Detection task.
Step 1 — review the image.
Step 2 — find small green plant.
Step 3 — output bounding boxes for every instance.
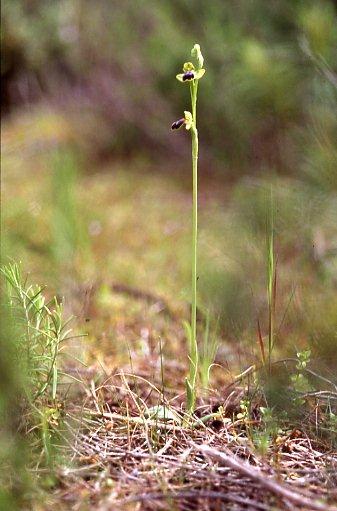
[236,398,256,442]
[172,44,205,413]
[291,349,312,406]
[0,262,75,503]
[325,409,337,446]
[253,406,280,456]
[1,262,72,405]
[199,311,219,390]
[237,398,251,422]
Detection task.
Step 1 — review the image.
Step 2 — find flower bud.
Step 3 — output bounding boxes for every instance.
[191,43,204,69]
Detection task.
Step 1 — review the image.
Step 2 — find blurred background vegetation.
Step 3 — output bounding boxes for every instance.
[2,0,337,174]
[2,1,337,376]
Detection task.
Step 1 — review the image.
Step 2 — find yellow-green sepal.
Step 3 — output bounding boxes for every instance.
[184,111,193,130]
[183,62,195,72]
[194,69,205,79]
[176,73,185,82]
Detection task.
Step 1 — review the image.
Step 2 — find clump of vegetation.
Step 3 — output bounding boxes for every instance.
[1,263,71,404]
[0,263,74,507]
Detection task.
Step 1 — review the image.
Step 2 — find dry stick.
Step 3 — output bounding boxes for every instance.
[197,444,337,511]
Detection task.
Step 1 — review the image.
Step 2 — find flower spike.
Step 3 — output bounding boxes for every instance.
[171,43,205,414]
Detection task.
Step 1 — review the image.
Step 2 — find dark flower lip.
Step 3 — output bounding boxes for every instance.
[182,71,195,81]
[171,118,185,130]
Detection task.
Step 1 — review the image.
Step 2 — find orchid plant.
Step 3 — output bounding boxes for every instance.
[172,44,205,413]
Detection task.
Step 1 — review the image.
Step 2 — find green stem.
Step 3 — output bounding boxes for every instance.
[189,80,199,408]
[267,186,274,377]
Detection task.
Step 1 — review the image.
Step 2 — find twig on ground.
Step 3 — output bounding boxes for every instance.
[196,443,337,511]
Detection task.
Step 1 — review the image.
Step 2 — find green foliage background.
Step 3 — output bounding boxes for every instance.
[2,0,337,180]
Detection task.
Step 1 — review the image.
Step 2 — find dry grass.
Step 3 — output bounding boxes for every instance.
[40,358,336,511]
